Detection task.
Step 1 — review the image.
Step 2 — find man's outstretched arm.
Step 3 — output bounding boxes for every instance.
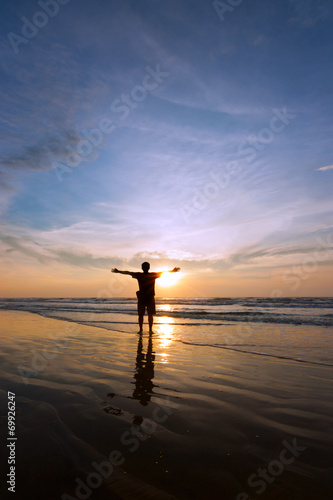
[111,268,134,276]
[155,267,181,277]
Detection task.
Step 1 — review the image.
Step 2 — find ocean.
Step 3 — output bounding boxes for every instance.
[1,297,332,366]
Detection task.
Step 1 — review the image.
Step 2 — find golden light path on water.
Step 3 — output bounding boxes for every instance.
[155,308,175,362]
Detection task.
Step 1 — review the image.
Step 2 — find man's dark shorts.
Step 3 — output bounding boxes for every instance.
[137,292,156,316]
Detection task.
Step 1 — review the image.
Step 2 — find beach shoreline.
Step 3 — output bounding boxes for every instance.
[0,310,332,500]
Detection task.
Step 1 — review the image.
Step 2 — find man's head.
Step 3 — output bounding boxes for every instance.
[141,262,150,273]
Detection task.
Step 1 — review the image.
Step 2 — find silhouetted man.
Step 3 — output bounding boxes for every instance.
[111,262,180,333]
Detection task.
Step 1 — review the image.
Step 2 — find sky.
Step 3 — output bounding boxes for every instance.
[0,0,332,298]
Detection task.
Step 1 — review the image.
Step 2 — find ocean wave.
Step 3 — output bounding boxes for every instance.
[1,297,333,326]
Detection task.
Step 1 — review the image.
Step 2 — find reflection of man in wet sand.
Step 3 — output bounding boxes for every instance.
[111,262,180,333]
[133,331,155,407]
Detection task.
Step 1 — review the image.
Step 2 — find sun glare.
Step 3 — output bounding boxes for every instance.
[158,270,182,288]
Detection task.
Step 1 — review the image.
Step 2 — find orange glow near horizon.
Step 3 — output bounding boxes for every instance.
[0,262,333,298]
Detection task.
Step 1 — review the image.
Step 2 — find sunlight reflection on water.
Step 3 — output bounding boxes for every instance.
[155,316,175,357]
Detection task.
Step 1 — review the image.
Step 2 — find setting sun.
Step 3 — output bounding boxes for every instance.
[158,270,183,287]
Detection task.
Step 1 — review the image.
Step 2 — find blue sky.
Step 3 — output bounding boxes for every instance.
[0,0,333,297]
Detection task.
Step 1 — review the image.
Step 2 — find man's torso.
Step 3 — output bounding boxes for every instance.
[132,272,160,301]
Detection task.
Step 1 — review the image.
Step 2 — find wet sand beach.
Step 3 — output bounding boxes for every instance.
[0,310,332,500]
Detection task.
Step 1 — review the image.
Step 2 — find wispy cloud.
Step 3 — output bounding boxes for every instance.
[288,0,329,27]
[0,232,121,269]
[0,131,85,171]
[317,164,333,172]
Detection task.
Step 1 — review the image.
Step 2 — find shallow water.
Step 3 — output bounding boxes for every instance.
[1,297,332,365]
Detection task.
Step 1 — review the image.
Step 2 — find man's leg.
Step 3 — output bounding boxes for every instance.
[148,314,153,333]
[148,298,155,333]
[138,300,144,332]
[139,314,144,332]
